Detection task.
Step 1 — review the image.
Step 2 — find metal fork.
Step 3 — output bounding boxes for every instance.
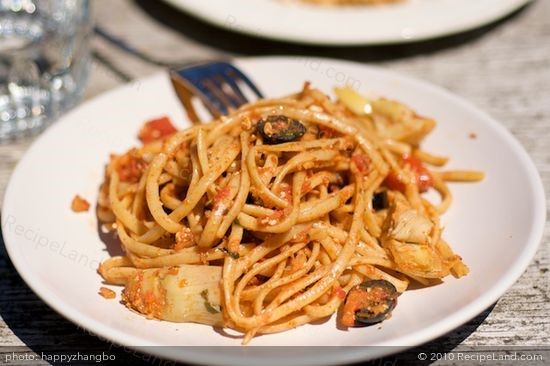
[170,62,264,124]
[94,27,264,124]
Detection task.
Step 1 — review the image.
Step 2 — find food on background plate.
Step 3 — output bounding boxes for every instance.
[295,0,403,6]
[94,83,483,344]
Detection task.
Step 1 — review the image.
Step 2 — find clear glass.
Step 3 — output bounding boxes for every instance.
[0,0,91,141]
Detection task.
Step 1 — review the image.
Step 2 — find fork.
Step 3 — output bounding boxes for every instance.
[170,62,264,124]
[94,26,264,124]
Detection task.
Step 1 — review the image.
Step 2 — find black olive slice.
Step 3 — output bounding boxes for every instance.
[256,115,306,144]
[372,191,389,211]
[341,279,398,327]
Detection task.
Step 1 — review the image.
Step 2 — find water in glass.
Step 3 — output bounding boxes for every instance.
[0,0,91,140]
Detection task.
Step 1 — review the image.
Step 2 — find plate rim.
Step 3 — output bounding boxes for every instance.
[2,56,546,366]
[161,0,533,46]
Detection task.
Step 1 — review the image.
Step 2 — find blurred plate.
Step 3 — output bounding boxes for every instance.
[2,56,545,366]
[162,0,532,45]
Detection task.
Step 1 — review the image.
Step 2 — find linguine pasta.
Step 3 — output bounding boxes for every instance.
[97,84,483,343]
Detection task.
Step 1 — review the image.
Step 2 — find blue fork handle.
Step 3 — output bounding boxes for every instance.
[174,62,264,99]
[173,62,264,116]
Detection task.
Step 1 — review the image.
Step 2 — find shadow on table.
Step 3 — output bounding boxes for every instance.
[132,0,533,63]
[374,305,496,366]
[1,217,494,366]
[0,216,155,365]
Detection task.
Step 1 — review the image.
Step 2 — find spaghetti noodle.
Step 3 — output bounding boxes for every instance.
[97,84,482,343]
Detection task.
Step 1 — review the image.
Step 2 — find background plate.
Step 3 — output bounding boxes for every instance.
[162,0,532,45]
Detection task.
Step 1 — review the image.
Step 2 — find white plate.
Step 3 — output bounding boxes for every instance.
[163,0,532,45]
[2,57,545,366]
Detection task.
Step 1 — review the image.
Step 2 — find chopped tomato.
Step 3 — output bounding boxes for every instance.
[71,195,90,213]
[384,154,433,193]
[333,286,346,300]
[341,291,376,327]
[404,155,433,192]
[138,116,177,144]
[213,186,231,205]
[351,154,370,175]
[384,171,406,192]
[341,290,364,327]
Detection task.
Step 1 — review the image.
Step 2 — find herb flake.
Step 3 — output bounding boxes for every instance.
[200,289,221,314]
[218,247,240,259]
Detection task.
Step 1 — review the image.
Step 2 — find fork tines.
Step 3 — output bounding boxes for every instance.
[170,61,264,124]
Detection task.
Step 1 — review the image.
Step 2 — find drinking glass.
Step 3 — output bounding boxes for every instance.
[0,0,91,140]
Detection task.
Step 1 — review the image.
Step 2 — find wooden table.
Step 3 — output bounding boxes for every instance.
[1,0,548,364]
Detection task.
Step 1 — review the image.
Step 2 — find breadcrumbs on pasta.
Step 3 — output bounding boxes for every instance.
[99,287,116,299]
[71,195,90,212]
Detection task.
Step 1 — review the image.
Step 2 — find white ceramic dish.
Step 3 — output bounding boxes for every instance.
[2,57,545,366]
[162,0,532,45]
